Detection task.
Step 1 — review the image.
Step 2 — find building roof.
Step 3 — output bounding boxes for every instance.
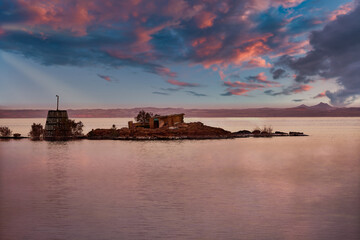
[151,113,184,119]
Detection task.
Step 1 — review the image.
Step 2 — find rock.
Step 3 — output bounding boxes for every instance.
[252,130,261,134]
[274,131,288,136]
[234,130,251,134]
[87,122,233,140]
[289,131,305,136]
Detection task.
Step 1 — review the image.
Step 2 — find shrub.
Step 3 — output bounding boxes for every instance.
[29,123,44,140]
[55,119,84,138]
[69,120,84,137]
[0,126,12,137]
[261,126,273,134]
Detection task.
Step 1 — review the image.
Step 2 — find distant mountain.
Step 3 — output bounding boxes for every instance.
[295,104,309,108]
[309,102,335,110]
[1,103,360,118]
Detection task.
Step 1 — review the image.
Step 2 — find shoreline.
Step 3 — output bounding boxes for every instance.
[1,121,308,141]
[1,134,308,141]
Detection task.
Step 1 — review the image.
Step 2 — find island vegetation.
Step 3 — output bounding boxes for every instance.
[0,126,12,137]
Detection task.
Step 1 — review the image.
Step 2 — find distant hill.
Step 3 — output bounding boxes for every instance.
[308,102,335,110]
[1,103,360,118]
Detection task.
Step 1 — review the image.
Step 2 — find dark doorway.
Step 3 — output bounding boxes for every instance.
[154,119,159,128]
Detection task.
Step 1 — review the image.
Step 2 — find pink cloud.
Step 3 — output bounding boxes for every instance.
[329,2,354,21]
[272,0,304,8]
[247,72,279,85]
[97,74,112,82]
[224,81,265,89]
[291,84,312,93]
[200,37,272,68]
[192,37,207,47]
[248,0,304,12]
[153,67,177,78]
[219,70,226,80]
[270,39,310,58]
[167,79,199,87]
[313,91,327,99]
[232,41,271,65]
[223,88,250,96]
[17,0,94,36]
[194,11,217,29]
[194,36,223,60]
[222,71,282,96]
[243,57,272,69]
[106,50,136,61]
[257,72,267,82]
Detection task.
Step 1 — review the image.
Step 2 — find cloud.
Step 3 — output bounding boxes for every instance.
[160,87,182,92]
[242,57,272,69]
[286,16,323,34]
[97,74,112,82]
[166,79,199,87]
[272,0,304,8]
[245,72,278,84]
[221,88,250,96]
[224,81,265,89]
[150,66,177,78]
[185,91,207,97]
[0,0,316,75]
[152,91,169,95]
[270,68,288,80]
[194,11,217,29]
[328,2,355,21]
[313,91,326,99]
[264,84,312,96]
[275,2,360,106]
[0,0,345,97]
[293,99,304,102]
[222,71,282,96]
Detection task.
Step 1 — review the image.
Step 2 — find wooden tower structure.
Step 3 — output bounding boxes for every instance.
[44,95,71,140]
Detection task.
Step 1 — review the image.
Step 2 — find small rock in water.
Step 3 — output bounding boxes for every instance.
[289,131,304,136]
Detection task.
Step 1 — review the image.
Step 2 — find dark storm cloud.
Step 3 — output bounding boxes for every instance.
[276,1,360,106]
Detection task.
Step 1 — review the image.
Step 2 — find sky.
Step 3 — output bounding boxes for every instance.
[1,0,360,109]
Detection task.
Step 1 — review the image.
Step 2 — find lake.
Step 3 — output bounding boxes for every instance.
[1,117,360,240]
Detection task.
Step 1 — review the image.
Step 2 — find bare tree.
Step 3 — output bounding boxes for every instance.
[135,110,153,125]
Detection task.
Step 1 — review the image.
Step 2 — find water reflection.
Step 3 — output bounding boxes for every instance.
[45,142,72,232]
[0,118,359,240]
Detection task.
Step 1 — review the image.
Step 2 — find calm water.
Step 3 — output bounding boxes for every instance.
[1,118,360,240]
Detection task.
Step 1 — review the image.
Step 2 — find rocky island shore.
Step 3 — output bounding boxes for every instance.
[87,122,308,140]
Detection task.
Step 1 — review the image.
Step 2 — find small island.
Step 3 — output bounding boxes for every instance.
[86,110,308,140]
